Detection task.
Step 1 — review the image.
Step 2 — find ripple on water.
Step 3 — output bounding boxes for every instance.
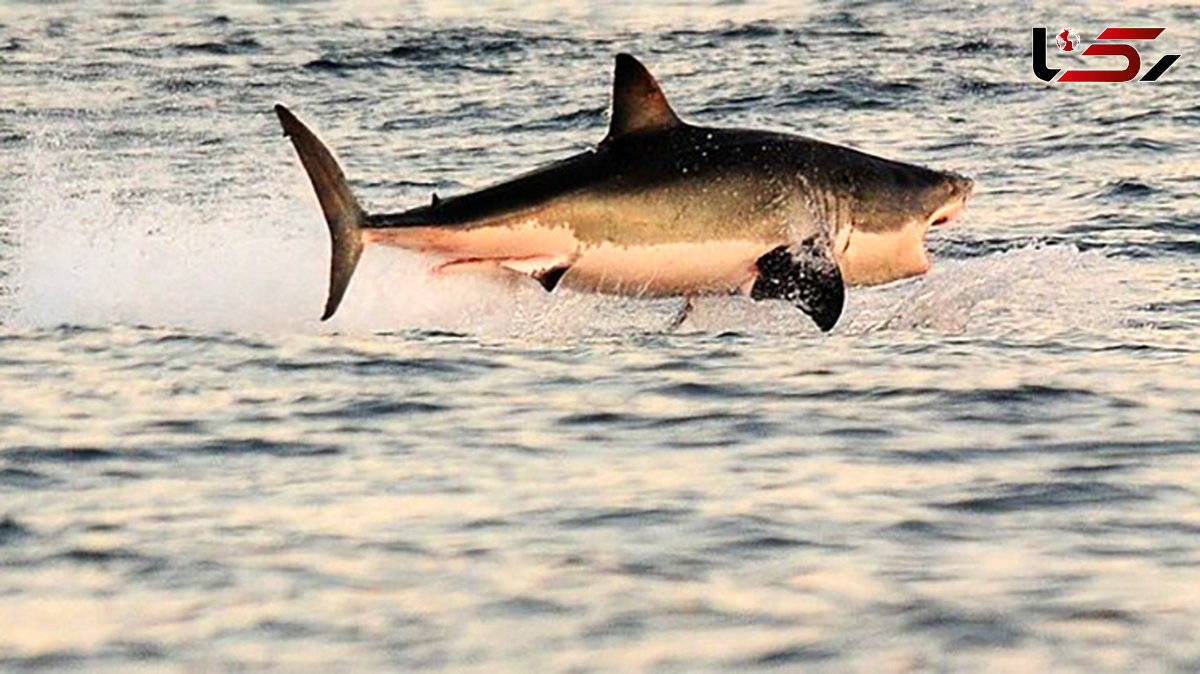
[3,446,159,463]
[142,418,207,434]
[1041,605,1139,625]
[935,37,1023,55]
[0,515,32,544]
[652,380,760,399]
[176,37,262,56]
[183,438,342,458]
[245,620,328,642]
[700,513,844,557]
[505,105,607,133]
[1045,439,1196,460]
[556,411,643,426]
[54,547,159,568]
[0,467,60,489]
[645,411,763,431]
[934,480,1148,514]
[772,85,900,111]
[702,533,822,559]
[944,384,1098,406]
[0,653,86,671]
[557,506,691,529]
[881,518,975,542]
[480,596,574,617]
[240,355,492,379]
[144,332,271,350]
[740,644,837,667]
[897,599,1025,649]
[936,385,1116,424]
[616,554,713,581]
[296,397,449,420]
[1088,179,1162,201]
[1050,462,1135,476]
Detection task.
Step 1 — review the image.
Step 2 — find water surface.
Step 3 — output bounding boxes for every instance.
[1,1,1198,671]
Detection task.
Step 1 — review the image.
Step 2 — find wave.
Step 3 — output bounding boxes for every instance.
[0,108,1172,341]
[3,155,1141,339]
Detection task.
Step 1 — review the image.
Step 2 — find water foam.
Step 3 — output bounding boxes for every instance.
[5,136,1138,339]
[840,243,1131,338]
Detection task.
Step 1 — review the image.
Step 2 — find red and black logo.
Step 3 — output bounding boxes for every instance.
[1033,27,1181,83]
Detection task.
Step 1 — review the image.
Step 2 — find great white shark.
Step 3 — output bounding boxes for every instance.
[276,54,972,331]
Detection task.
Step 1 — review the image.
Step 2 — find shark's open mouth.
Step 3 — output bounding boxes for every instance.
[928,190,971,230]
[838,178,973,288]
[920,178,974,265]
[929,199,966,228]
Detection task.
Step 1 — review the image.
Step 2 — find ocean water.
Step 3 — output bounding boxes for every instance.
[1,1,1199,671]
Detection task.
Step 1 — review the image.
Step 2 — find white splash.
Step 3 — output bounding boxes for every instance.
[839,244,1131,337]
[5,135,1141,339]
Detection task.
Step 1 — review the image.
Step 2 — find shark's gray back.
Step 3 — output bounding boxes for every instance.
[376,123,955,247]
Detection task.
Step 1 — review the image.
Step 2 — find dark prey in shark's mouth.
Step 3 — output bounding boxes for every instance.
[276,54,973,332]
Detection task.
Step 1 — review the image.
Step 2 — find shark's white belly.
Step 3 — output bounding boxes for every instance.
[561,240,775,297]
[368,221,777,297]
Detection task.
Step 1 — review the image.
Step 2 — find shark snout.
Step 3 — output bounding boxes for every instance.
[836,170,974,287]
[927,173,973,228]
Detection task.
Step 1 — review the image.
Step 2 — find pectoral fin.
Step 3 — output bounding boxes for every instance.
[750,240,845,332]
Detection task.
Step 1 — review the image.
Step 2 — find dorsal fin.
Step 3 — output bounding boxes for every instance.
[431,192,441,207]
[603,54,682,143]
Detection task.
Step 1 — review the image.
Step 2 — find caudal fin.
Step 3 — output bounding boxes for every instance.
[275,104,365,321]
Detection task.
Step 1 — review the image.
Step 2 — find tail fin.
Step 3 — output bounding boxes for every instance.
[275,104,365,321]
